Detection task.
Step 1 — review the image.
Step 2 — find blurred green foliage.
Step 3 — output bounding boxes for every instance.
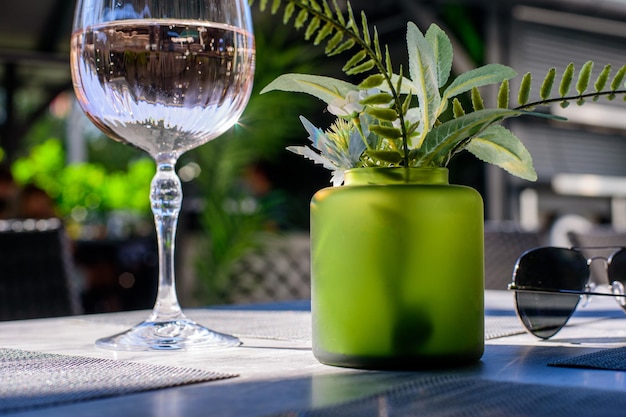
[11,138,153,223]
[190,14,323,303]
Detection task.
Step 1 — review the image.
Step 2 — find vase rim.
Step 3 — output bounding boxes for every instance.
[343,167,449,185]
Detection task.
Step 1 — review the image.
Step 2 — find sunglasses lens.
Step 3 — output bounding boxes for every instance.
[514,247,588,338]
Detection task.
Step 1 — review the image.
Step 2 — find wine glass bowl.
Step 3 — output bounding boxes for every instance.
[70,0,255,350]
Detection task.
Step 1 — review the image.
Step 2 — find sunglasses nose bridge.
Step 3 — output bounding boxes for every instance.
[587,255,611,285]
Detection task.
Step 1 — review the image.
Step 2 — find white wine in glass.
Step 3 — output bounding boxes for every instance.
[70,0,255,350]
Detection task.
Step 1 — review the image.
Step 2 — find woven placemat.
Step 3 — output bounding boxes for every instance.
[267,374,626,417]
[208,311,525,342]
[548,346,626,371]
[485,316,525,339]
[82,310,525,344]
[0,348,236,414]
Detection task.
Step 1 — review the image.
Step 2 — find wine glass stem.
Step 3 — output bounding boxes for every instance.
[149,157,184,322]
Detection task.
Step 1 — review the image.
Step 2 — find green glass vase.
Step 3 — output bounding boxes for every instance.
[310,167,484,369]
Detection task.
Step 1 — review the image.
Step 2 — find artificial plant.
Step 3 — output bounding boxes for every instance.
[251,0,626,185]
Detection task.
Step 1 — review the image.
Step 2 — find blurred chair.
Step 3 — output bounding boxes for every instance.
[0,218,82,320]
[567,226,626,285]
[225,233,311,304]
[567,226,626,248]
[484,222,544,290]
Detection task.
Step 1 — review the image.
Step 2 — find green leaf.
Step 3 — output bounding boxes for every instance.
[361,11,371,46]
[283,2,295,23]
[471,87,484,111]
[360,92,393,105]
[358,74,385,89]
[415,108,524,167]
[497,79,509,108]
[466,125,537,181]
[452,98,465,117]
[270,0,281,13]
[261,73,356,104]
[518,73,531,106]
[295,9,309,29]
[369,125,403,139]
[559,63,575,97]
[576,61,593,95]
[366,150,404,164]
[539,68,556,100]
[406,22,441,148]
[332,0,345,24]
[440,64,516,113]
[314,23,334,45]
[330,38,356,56]
[610,65,626,90]
[305,16,321,40]
[325,31,344,53]
[343,49,367,72]
[345,59,375,75]
[373,28,382,60]
[425,24,453,88]
[595,64,611,94]
[366,107,398,121]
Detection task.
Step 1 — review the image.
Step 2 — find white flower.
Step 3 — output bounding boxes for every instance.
[327,89,381,117]
[328,91,363,117]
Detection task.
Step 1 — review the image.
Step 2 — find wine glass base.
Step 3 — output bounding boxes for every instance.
[96,318,241,351]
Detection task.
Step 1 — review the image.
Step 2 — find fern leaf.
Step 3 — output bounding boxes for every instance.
[346,3,359,34]
[594,64,611,100]
[295,9,309,29]
[329,38,356,56]
[305,16,321,40]
[321,0,333,18]
[610,65,626,90]
[385,46,393,74]
[345,59,376,75]
[332,0,345,25]
[471,87,484,111]
[359,74,385,89]
[270,0,281,14]
[373,28,382,60]
[452,98,465,118]
[309,0,322,12]
[360,92,393,105]
[314,22,334,45]
[343,50,367,72]
[259,0,269,12]
[361,12,371,46]
[325,31,344,54]
[395,66,404,92]
[559,62,575,97]
[497,79,509,109]
[402,93,412,114]
[370,125,403,140]
[366,107,398,122]
[576,61,593,95]
[518,73,531,106]
[539,68,556,100]
[283,2,296,24]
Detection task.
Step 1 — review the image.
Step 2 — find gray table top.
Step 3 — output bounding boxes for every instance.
[1,290,626,417]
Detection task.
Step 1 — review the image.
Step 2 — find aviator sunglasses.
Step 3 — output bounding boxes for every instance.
[508,246,626,339]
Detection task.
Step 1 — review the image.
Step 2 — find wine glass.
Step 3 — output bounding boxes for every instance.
[70,0,255,350]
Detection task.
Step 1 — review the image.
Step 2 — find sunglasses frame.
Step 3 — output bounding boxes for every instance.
[508,246,626,339]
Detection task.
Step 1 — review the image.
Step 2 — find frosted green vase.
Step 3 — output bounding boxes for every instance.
[310,167,484,369]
